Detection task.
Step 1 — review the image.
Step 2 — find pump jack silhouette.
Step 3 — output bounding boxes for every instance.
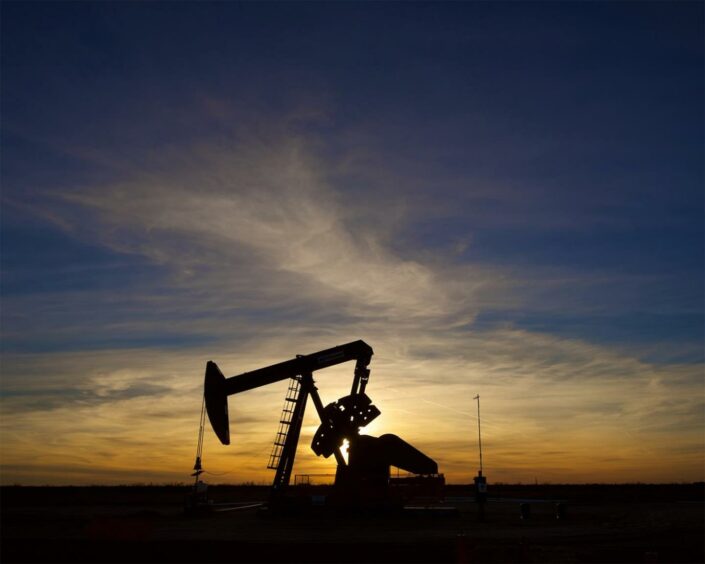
[199,340,443,510]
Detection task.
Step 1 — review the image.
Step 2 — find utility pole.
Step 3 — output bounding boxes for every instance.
[474,394,483,475]
[473,394,487,521]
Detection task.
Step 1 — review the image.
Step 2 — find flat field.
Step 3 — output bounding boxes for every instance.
[1,484,702,563]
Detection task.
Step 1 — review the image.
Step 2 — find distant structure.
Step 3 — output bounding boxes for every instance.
[473,394,487,520]
[196,340,444,510]
[474,394,484,475]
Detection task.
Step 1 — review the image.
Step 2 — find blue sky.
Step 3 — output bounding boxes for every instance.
[1,2,703,484]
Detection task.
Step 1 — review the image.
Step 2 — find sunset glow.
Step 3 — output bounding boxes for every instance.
[1,2,702,485]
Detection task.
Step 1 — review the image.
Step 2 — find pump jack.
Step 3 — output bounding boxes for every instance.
[199,340,443,509]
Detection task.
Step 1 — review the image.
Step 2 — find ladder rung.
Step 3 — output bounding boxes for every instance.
[267,375,303,472]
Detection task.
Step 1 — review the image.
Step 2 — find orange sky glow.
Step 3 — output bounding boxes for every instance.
[1,3,703,487]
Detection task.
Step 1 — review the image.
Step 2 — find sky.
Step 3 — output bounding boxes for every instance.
[1,1,703,486]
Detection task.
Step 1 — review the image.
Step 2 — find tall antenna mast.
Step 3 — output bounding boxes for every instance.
[473,394,483,475]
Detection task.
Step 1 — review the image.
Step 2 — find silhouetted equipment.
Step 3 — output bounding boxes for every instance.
[474,471,487,521]
[473,394,487,521]
[201,340,443,509]
[474,472,487,502]
[555,502,567,520]
[186,394,214,512]
[520,502,531,520]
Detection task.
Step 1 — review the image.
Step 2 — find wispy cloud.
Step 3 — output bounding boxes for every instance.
[1,102,702,485]
[52,135,501,325]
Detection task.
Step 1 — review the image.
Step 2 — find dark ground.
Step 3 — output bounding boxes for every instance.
[1,484,703,563]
